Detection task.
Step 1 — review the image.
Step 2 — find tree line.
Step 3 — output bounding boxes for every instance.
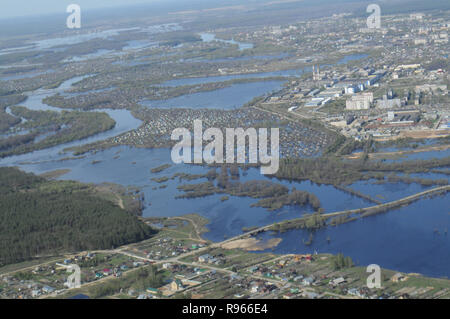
[0,167,156,266]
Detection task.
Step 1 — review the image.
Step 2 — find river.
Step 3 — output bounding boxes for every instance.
[1,76,142,165]
[0,57,448,278]
[5,143,448,277]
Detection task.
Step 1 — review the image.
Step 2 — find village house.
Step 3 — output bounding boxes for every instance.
[347,288,366,298]
[146,287,159,295]
[330,277,346,286]
[302,277,315,286]
[391,273,408,283]
[303,291,319,299]
[42,286,55,294]
[198,254,213,263]
[250,281,265,293]
[283,292,296,299]
[170,279,184,292]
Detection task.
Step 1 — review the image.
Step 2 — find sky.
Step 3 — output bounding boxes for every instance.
[0,0,384,20]
[0,0,167,19]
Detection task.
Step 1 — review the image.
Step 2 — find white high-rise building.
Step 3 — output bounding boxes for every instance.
[346,92,373,110]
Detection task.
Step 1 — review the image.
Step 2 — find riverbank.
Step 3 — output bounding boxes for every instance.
[221,237,282,251]
[348,143,450,160]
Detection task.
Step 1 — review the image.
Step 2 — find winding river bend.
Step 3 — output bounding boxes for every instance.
[1,76,142,165]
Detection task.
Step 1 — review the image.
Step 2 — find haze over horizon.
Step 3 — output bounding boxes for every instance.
[0,0,169,19]
[0,0,371,20]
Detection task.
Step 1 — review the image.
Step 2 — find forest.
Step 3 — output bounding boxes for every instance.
[0,107,116,157]
[176,168,322,212]
[0,94,26,132]
[0,167,156,266]
[275,156,450,186]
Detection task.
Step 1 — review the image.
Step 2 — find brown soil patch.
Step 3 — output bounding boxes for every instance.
[221,237,282,251]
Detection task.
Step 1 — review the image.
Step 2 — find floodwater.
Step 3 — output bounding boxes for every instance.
[255,195,450,278]
[141,80,284,110]
[0,50,448,278]
[200,33,254,51]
